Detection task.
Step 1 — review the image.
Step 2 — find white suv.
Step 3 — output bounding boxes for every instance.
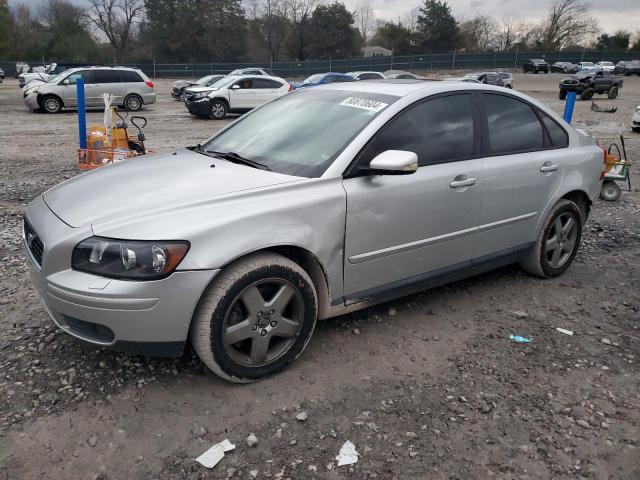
[184,75,291,119]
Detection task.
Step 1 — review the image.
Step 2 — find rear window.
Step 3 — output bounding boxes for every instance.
[358,73,382,80]
[93,70,121,83]
[120,70,143,82]
[483,93,544,155]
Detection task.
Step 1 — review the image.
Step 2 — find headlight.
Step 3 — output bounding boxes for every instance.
[636,106,640,112]
[72,237,189,280]
[25,86,40,95]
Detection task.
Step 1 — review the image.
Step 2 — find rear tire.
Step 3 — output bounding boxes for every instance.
[607,86,618,99]
[600,181,621,202]
[41,95,62,113]
[190,252,318,383]
[559,90,567,100]
[124,94,143,111]
[520,199,583,279]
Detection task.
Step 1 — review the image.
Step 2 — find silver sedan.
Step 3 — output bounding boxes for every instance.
[24,80,604,382]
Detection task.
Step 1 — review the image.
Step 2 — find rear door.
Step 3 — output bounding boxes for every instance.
[474,92,567,259]
[342,92,485,298]
[252,78,285,105]
[90,69,123,105]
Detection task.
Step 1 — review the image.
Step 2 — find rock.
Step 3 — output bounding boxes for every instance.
[433,333,441,341]
[512,310,529,319]
[388,308,397,316]
[307,465,317,472]
[249,470,258,478]
[296,412,308,422]
[576,419,590,429]
[246,433,258,447]
[601,338,611,345]
[352,328,360,335]
[406,432,417,438]
[479,401,493,414]
[87,435,98,447]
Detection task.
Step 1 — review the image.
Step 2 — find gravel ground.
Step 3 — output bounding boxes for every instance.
[0,73,639,480]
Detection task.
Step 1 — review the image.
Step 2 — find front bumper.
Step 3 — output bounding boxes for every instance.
[185,97,211,116]
[24,195,218,356]
[632,112,640,128]
[24,92,40,110]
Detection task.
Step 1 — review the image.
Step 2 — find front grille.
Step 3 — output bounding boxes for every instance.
[23,217,44,267]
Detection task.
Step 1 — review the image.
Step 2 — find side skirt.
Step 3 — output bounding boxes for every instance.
[335,243,533,309]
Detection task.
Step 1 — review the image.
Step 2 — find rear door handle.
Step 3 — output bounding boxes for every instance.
[540,161,559,173]
[450,176,477,188]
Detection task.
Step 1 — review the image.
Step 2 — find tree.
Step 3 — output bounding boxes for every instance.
[286,0,320,60]
[538,0,598,49]
[85,0,144,60]
[459,15,498,51]
[371,22,412,54]
[0,0,12,57]
[416,0,459,52]
[308,2,360,59]
[42,0,99,61]
[632,33,640,51]
[248,0,291,61]
[594,30,631,50]
[353,3,373,44]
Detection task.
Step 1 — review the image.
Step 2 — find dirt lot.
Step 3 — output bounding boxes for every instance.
[0,73,639,480]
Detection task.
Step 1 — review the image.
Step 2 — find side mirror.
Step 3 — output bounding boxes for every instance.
[231,84,240,89]
[368,150,418,175]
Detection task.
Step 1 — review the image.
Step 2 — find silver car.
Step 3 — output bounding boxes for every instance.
[24,82,604,382]
[23,66,156,113]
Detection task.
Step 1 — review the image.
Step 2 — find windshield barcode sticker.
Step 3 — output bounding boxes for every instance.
[339,97,388,112]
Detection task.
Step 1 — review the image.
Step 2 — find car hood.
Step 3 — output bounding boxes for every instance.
[185,86,219,94]
[173,80,195,88]
[43,149,303,228]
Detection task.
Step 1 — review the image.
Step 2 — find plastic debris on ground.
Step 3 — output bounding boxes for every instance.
[195,439,235,469]
[336,440,359,466]
[556,327,574,336]
[591,102,617,113]
[509,335,531,344]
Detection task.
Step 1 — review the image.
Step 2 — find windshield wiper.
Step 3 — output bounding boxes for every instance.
[206,150,271,171]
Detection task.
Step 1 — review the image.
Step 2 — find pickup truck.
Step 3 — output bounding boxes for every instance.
[559,70,623,100]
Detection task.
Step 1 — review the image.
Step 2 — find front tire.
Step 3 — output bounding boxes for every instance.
[209,100,227,119]
[559,89,567,100]
[520,199,583,278]
[41,95,62,113]
[190,252,318,383]
[580,88,594,100]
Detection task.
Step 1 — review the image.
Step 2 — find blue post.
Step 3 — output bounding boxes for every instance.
[563,91,577,123]
[77,78,87,149]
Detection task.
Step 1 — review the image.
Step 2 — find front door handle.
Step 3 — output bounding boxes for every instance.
[450,175,477,188]
[540,161,559,173]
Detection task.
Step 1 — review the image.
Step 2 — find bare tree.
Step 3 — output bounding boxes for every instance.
[286,0,321,60]
[459,15,499,51]
[353,2,373,44]
[85,0,144,60]
[248,0,290,61]
[539,0,598,49]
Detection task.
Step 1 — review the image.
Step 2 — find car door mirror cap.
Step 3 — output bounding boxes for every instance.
[231,84,240,89]
[368,150,418,175]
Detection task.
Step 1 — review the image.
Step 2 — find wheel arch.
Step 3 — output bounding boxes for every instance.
[561,189,591,222]
[210,96,231,109]
[37,92,64,109]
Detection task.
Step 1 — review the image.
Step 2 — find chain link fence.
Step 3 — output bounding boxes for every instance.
[2,49,639,80]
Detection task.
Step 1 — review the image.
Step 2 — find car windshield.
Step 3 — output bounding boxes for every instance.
[49,70,72,83]
[203,89,398,177]
[582,62,594,66]
[196,75,218,85]
[600,62,613,66]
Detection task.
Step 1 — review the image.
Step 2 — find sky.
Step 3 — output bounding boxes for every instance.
[8,0,640,38]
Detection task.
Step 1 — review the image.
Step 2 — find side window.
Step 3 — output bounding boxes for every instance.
[234,79,253,89]
[119,71,143,82]
[483,93,544,155]
[539,111,569,148]
[64,72,84,85]
[93,70,121,83]
[253,78,282,89]
[359,93,475,168]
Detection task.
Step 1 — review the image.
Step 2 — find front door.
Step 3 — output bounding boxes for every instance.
[342,92,484,299]
[229,78,256,110]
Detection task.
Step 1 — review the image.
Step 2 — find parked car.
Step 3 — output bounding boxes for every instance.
[0,67,4,83]
[14,62,29,78]
[620,60,640,76]
[348,71,386,81]
[229,67,275,76]
[551,62,580,74]
[496,72,513,88]
[23,66,156,113]
[291,72,354,89]
[559,70,623,100]
[383,70,425,80]
[23,81,604,382]
[633,105,640,132]
[523,59,549,74]
[184,75,290,119]
[19,63,89,89]
[578,62,598,72]
[467,72,505,87]
[596,61,615,72]
[171,74,225,100]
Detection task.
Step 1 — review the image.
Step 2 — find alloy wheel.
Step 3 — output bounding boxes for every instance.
[222,279,303,368]
[43,97,60,113]
[126,96,141,111]
[211,103,226,119]
[545,212,578,268]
